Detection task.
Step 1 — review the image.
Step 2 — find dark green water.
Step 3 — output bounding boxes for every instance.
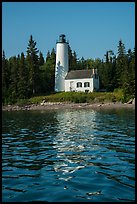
[2,108,135,202]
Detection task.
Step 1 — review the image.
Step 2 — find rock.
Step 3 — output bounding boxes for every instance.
[97,104,102,107]
[40,100,46,105]
[127,99,133,104]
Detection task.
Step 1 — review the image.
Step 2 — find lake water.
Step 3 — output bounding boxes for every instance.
[2,108,135,202]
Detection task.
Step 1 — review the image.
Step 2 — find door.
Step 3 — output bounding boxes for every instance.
[70,81,75,91]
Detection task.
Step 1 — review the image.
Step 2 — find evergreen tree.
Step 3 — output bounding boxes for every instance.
[108,50,114,63]
[93,58,105,89]
[18,52,29,98]
[102,50,116,91]
[49,48,56,91]
[2,36,135,104]
[2,51,9,103]
[26,35,40,95]
[39,51,45,66]
[71,51,78,70]
[104,51,109,63]
[115,40,128,88]
[117,40,126,57]
[123,48,135,99]
[40,48,56,93]
[85,58,95,69]
[127,49,132,64]
[7,56,19,102]
[50,48,56,62]
[77,57,87,70]
[68,44,73,71]
[46,50,50,62]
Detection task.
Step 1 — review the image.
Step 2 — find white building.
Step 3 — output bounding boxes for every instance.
[55,34,69,92]
[65,69,99,92]
[55,34,99,92]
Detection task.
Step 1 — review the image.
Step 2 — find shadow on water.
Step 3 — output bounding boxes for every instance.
[2,108,135,202]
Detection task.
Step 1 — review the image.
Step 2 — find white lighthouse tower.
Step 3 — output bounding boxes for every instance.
[55,34,69,92]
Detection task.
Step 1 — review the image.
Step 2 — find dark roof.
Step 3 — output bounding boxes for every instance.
[65,69,94,80]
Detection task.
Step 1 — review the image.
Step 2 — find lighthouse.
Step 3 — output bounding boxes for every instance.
[55,34,69,92]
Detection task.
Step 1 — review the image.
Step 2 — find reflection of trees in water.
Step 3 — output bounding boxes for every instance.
[2,110,59,170]
[52,110,98,179]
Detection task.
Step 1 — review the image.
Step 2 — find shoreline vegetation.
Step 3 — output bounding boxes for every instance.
[2,37,135,108]
[2,91,135,111]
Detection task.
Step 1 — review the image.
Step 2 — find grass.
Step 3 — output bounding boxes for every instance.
[18,90,125,105]
[5,88,128,106]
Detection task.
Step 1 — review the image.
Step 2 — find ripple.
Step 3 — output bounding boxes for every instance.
[2,109,135,202]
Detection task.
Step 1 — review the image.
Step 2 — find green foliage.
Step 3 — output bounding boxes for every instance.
[39,48,55,93]
[17,52,29,99]
[2,50,10,103]
[117,40,126,57]
[15,99,31,106]
[42,91,124,104]
[39,51,45,66]
[2,37,135,105]
[68,45,78,70]
[5,90,126,106]
[113,88,125,103]
[26,35,40,95]
[28,96,46,104]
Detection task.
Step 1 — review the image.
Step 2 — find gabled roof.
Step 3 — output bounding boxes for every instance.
[65,69,94,80]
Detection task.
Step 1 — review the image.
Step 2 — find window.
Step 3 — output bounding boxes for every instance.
[84,82,90,87]
[77,82,82,88]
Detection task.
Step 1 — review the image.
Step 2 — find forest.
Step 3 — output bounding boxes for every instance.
[2,35,135,104]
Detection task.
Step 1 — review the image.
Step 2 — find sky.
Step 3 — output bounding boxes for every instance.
[2,2,135,60]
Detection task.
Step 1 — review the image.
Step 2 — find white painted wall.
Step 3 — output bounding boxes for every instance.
[55,42,68,92]
[65,78,94,92]
[65,76,99,92]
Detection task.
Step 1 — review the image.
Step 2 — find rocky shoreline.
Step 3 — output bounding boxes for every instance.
[2,101,135,111]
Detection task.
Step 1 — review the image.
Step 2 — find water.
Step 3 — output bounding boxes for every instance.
[2,108,135,202]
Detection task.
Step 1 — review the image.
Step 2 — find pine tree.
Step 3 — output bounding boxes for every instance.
[104,51,109,63]
[39,51,45,66]
[94,58,105,90]
[117,40,126,57]
[103,50,115,91]
[50,48,56,62]
[46,50,50,62]
[115,40,128,88]
[71,51,78,70]
[39,48,56,93]
[123,48,135,99]
[85,58,94,69]
[49,48,56,91]
[79,57,87,69]
[26,35,40,95]
[2,51,9,103]
[18,52,29,98]
[8,56,20,101]
[68,44,73,71]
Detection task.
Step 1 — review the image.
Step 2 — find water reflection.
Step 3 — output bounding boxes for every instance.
[2,109,135,202]
[52,110,98,178]
[2,110,59,171]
